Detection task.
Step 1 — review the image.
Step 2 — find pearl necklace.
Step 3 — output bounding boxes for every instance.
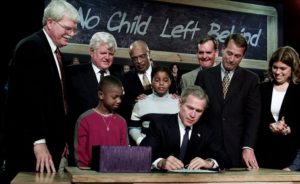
[94,109,113,131]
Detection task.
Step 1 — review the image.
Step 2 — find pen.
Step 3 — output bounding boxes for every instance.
[184,165,220,172]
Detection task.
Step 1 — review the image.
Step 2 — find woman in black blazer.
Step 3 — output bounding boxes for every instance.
[256,46,300,170]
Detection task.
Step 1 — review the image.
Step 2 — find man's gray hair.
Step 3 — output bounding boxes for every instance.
[89,32,118,52]
[43,0,80,25]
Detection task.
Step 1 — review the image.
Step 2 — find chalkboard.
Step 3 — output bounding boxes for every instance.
[59,0,278,69]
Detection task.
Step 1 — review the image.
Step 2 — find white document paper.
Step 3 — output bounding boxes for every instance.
[169,168,218,173]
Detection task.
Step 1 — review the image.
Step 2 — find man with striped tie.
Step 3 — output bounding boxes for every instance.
[195,33,261,169]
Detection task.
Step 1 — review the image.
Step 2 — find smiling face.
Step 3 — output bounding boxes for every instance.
[90,43,114,70]
[46,15,78,47]
[268,46,300,84]
[197,40,218,69]
[179,95,207,127]
[272,61,292,85]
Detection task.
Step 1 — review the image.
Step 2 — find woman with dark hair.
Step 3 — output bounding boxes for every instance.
[256,46,300,170]
[169,63,181,95]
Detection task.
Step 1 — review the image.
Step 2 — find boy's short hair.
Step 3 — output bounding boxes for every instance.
[98,76,123,91]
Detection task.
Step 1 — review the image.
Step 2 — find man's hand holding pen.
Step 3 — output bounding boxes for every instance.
[158,155,215,171]
[187,157,215,170]
[157,155,183,170]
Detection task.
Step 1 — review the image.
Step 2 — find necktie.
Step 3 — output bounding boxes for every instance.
[179,127,191,162]
[99,70,106,83]
[222,71,230,98]
[142,73,151,90]
[55,48,67,113]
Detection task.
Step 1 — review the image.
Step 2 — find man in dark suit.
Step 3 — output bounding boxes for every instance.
[120,40,180,126]
[180,35,218,91]
[66,32,118,165]
[195,33,261,169]
[2,0,80,182]
[286,149,300,171]
[119,40,153,125]
[142,86,230,171]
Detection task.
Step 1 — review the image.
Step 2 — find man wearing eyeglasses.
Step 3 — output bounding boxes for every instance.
[3,0,80,182]
[119,40,153,142]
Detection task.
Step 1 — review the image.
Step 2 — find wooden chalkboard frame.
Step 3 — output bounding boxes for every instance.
[61,0,277,70]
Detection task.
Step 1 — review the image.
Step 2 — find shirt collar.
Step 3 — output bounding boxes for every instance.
[221,63,234,78]
[138,65,152,75]
[43,29,57,53]
[177,114,193,131]
[91,63,110,75]
[152,91,170,99]
[144,65,152,76]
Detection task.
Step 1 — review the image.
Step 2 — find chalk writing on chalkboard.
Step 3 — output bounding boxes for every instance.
[67,0,268,60]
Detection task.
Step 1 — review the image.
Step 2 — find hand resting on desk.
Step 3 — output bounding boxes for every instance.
[157,155,215,171]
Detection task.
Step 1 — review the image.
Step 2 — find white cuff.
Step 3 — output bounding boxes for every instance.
[33,139,46,145]
[136,135,146,145]
[152,158,163,169]
[206,158,218,168]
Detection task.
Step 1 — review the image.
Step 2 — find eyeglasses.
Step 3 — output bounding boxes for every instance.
[55,21,78,35]
[131,53,148,63]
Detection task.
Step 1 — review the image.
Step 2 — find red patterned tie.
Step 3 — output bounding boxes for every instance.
[55,48,67,113]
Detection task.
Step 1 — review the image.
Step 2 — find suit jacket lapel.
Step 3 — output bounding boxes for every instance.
[189,127,202,148]
[265,82,273,115]
[84,64,98,92]
[135,72,145,91]
[168,115,181,157]
[88,64,99,85]
[279,82,294,118]
[185,123,205,162]
[212,65,224,103]
[39,30,62,90]
[191,68,201,84]
[225,66,242,101]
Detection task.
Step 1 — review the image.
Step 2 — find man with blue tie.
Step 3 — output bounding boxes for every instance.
[142,86,230,171]
[285,149,300,171]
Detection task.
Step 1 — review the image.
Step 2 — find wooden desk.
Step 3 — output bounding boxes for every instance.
[11,172,71,184]
[66,167,300,184]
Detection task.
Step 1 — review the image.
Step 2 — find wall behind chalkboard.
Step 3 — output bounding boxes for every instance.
[58,0,278,69]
